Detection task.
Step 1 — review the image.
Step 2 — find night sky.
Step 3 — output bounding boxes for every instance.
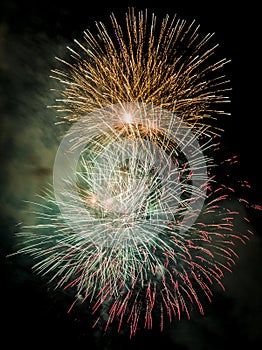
[1,0,261,348]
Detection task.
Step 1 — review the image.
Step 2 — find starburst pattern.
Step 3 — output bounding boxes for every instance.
[12,8,252,337]
[51,8,230,125]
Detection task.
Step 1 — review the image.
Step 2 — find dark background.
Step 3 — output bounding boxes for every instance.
[1,0,261,348]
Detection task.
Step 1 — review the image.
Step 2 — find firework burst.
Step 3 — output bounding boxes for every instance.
[12,8,252,337]
[51,8,230,125]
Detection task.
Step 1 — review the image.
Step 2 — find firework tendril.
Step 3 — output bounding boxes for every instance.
[13,8,253,337]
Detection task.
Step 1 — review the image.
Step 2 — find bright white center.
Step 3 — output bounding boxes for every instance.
[123,113,133,124]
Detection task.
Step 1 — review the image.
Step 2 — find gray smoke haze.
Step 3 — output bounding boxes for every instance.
[0,23,67,228]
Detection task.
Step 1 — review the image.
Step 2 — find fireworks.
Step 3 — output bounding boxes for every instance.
[13,8,251,337]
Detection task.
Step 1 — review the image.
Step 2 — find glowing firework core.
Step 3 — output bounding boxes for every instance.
[53,102,208,248]
[123,113,133,124]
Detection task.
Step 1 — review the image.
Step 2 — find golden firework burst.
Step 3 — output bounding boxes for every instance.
[51,8,230,129]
